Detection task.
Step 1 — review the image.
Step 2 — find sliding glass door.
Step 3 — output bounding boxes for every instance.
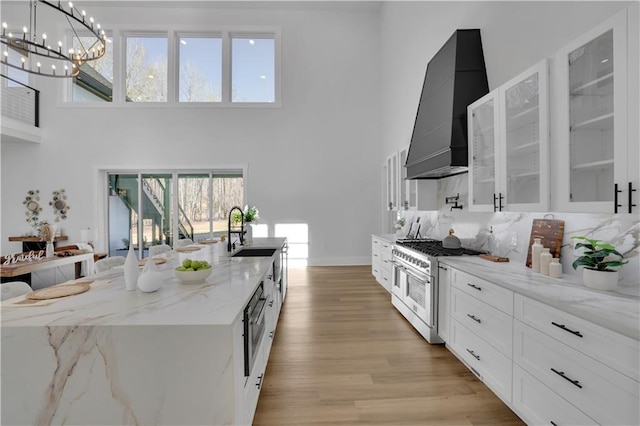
[107,170,244,257]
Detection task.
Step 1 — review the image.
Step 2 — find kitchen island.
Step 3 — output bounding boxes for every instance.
[1,238,286,426]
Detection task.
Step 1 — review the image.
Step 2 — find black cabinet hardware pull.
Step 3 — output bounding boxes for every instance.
[498,192,504,212]
[629,182,637,213]
[551,322,583,338]
[269,300,274,307]
[269,331,274,338]
[439,265,448,271]
[493,193,498,212]
[550,368,582,388]
[614,183,622,213]
[467,314,482,324]
[550,422,558,426]
[467,283,482,291]
[466,349,480,360]
[256,373,264,389]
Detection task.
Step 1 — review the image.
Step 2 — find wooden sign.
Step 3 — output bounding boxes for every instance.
[526,219,565,267]
[2,250,45,265]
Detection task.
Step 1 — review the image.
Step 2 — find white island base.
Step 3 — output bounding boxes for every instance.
[3,325,241,425]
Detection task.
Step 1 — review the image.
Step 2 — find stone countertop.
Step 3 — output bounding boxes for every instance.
[438,256,640,341]
[372,233,400,243]
[1,238,287,328]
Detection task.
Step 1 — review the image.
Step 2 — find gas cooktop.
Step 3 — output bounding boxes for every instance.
[396,239,484,257]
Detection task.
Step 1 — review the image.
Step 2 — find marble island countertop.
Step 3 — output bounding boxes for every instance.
[439,256,640,341]
[1,237,287,328]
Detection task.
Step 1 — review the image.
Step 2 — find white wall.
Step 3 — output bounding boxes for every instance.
[1,2,382,265]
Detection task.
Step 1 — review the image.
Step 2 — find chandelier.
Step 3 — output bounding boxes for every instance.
[0,0,106,78]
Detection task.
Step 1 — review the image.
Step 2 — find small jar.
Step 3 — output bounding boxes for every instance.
[540,248,552,275]
[531,237,543,273]
[549,258,562,278]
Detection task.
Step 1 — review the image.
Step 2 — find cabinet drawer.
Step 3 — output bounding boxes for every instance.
[513,364,597,426]
[451,269,513,315]
[451,319,512,403]
[514,320,639,426]
[515,294,640,381]
[381,268,392,290]
[451,287,512,357]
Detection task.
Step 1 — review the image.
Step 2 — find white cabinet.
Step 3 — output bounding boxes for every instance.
[446,266,514,404]
[468,59,550,212]
[385,152,399,211]
[384,146,437,216]
[399,146,438,211]
[371,236,382,281]
[443,263,640,426]
[371,235,392,293]
[554,8,639,213]
[513,294,640,426]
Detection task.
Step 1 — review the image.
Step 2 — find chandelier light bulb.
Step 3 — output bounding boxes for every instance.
[23,26,28,33]
[2,22,7,29]
[42,33,47,40]
[3,50,8,57]
[68,2,73,9]
[82,10,86,16]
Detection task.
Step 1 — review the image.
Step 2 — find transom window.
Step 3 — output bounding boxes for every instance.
[70,29,280,106]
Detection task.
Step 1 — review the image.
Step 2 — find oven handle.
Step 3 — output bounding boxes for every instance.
[249,298,267,326]
[392,260,431,283]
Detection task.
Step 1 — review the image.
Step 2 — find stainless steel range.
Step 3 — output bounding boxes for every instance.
[391,239,482,344]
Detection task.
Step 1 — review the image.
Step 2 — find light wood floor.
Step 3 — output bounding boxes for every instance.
[253,266,524,425]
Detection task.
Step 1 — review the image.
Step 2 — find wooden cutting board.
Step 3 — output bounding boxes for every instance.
[526,219,565,268]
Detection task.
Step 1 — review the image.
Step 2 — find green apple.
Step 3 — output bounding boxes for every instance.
[191,260,202,270]
[175,266,187,271]
[182,259,191,268]
[185,267,195,272]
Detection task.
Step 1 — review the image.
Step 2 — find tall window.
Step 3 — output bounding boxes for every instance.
[125,35,168,102]
[107,170,244,257]
[178,36,222,102]
[231,36,275,103]
[72,34,114,102]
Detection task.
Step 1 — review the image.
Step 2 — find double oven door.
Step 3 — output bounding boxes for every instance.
[392,259,435,329]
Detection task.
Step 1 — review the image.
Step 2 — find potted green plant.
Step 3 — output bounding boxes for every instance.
[571,236,628,291]
[394,217,406,235]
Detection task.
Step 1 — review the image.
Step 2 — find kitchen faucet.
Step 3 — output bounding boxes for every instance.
[227,206,245,252]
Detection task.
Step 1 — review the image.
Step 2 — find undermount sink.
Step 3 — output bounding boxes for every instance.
[231,248,276,257]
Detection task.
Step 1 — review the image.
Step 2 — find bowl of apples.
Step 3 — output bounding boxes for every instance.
[174,258,213,284]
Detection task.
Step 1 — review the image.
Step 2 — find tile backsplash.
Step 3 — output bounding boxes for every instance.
[396,174,639,288]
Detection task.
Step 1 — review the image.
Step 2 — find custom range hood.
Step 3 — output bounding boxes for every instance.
[406,29,489,179]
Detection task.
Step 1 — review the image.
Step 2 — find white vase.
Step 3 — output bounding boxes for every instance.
[583,268,619,291]
[539,248,552,275]
[124,245,139,291]
[244,223,253,244]
[531,237,543,273]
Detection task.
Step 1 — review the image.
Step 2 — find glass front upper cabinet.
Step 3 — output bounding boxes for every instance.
[468,92,498,212]
[468,59,549,212]
[501,61,549,211]
[569,30,614,203]
[556,10,631,213]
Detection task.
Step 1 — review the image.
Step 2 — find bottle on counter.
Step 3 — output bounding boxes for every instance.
[531,237,543,273]
[124,244,139,291]
[549,258,562,278]
[540,247,552,275]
